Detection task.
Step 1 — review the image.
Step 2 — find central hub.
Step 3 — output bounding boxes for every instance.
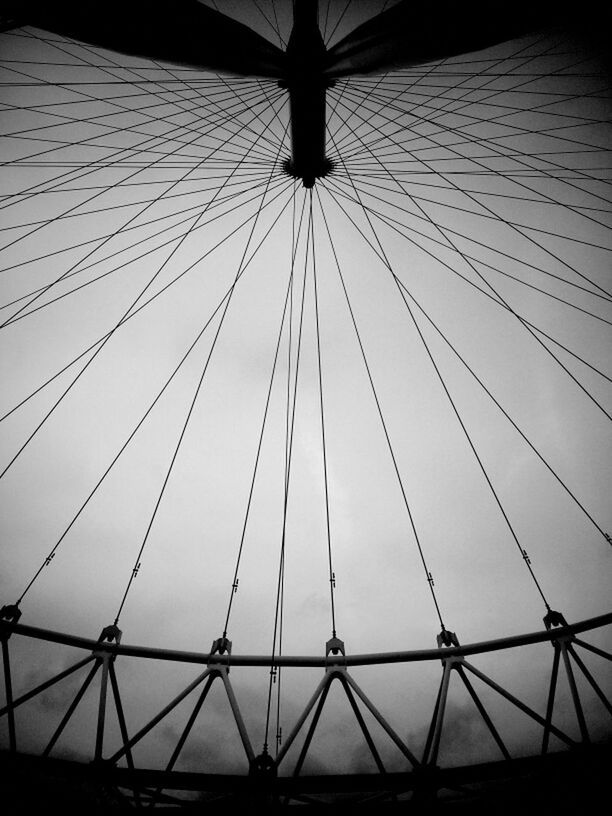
[281,0,333,188]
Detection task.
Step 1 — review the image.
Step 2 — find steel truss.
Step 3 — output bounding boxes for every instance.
[1,611,611,808]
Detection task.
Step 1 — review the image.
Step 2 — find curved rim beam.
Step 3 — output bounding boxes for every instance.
[3,612,611,668]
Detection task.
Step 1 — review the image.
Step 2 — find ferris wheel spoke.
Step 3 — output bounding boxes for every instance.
[315,185,448,631]
[334,68,612,176]
[0,86,286,167]
[0,77,276,150]
[0,167,276,239]
[0,84,290,307]
[11,165,294,608]
[0,74,285,218]
[0,73,276,173]
[6,29,287,162]
[367,70,607,142]
[353,172,612,219]
[385,273,610,540]
[333,33,561,155]
[389,276,554,611]
[0,176,296,485]
[325,173,612,326]
[337,92,612,198]
[320,168,555,612]
[252,0,287,49]
[323,0,352,46]
[0,174,287,328]
[0,170,285,296]
[331,84,612,250]
[263,189,312,754]
[0,176,295,435]
[222,184,308,643]
[310,194,339,639]
[325,116,612,334]
[0,100,290,327]
[332,113,612,304]
[0,95,282,174]
[331,177,612,318]
[323,174,612,408]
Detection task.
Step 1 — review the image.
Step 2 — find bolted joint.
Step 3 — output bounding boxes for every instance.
[0,603,21,641]
[98,624,122,645]
[543,609,573,649]
[543,609,568,630]
[0,603,21,625]
[249,748,277,779]
[93,623,122,661]
[210,636,232,656]
[325,635,345,657]
[437,628,460,649]
[325,635,347,671]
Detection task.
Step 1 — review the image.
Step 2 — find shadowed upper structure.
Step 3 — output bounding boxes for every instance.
[6,0,565,187]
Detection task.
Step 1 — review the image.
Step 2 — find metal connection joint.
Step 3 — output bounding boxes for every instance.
[0,603,21,641]
[325,636,346,671]
[437,628,460,649]
[249,748,277,779]
[436,628,460,666]
[93,623,122,660]
[209,636,232,671]
[543,609,573,648]
[0,603,21,625]
[544,609,568,630]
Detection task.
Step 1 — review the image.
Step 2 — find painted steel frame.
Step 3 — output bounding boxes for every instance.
[1,613,610,806]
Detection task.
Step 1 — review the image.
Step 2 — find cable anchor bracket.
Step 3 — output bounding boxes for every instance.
[249,746,277,780]
[209,636,232,671]
[93,623,122,661]
[436,628,460,666]
[0,603,21,642]
[543,609,573,647]
[325,635,346,672]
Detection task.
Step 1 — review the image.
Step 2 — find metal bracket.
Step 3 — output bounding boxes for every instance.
[210,636,232,655]
[543,609,573,646]
[92,623,122,660]
[436,628,460,669]
[437,628,459,648]
[249,747,277,779]
[209,636,232,670]
[325,636,346,671]
[544,609,568,630]
[0,603,21,640]
[98,624,122,644]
